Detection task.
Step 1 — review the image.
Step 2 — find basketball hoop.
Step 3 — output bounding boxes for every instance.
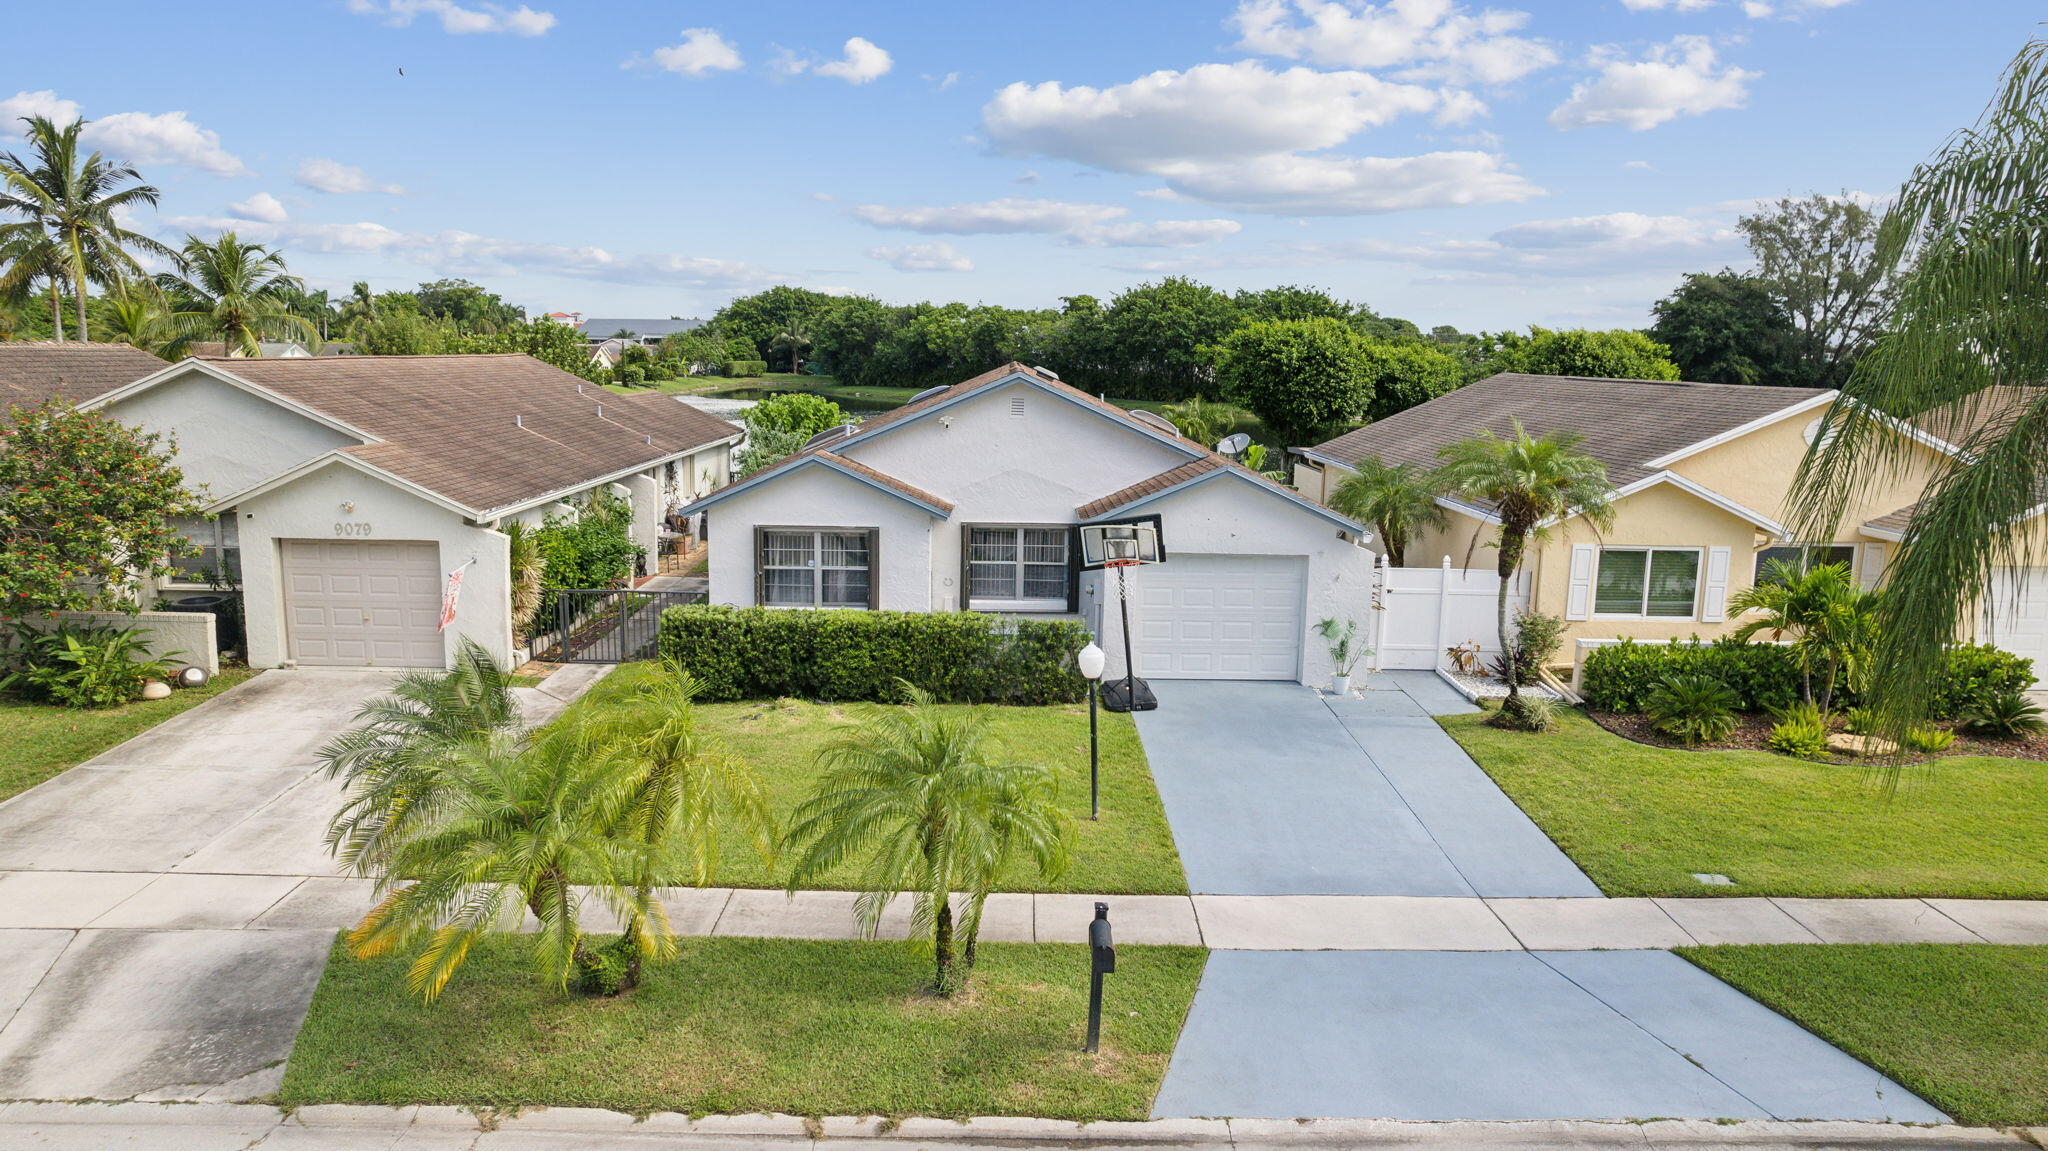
[1076,517,1164,712]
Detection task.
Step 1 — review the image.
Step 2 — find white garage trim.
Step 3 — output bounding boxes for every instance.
[1985,566,2048,688]
[1132,553,1307,681]
[282,539,445,668]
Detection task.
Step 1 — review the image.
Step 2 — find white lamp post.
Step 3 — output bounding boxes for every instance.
[1078,642,1107,820]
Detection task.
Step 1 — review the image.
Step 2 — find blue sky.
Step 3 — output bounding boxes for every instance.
[7,0,2038,331]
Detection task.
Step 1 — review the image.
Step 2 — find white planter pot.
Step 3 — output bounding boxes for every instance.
[139,680,171,701]
[1330,674,1352,696]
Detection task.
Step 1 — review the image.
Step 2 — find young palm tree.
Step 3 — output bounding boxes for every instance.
[0,233,68,340]
[1436,422,1614,708]
[319,637,523,870]
[95,282,177,354]
[503,521,544,639]
[344,722,646,1002]
[1727,559,1876,710]
[782,684,1073,994]
[1791,39,2048,739]
[0,115,173,341]
[591,663,775,984]
[339,280,377,331]
[1328,456,1450,567]
[156,232,316,355]
[1160,395,1245,449]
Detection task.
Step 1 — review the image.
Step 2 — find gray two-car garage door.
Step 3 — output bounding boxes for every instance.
[281,539,445,667]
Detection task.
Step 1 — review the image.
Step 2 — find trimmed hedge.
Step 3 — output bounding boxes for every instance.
[657,605,1090,704]
[723,359,768,378]
[1583,637,2036,720]
[1582,638,1802,715]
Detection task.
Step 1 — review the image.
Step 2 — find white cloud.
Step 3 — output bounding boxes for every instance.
[295,157,405,195]
[1623,159,1655,170]
[162,214,777,288]
[0,90,81,133]
[1490,211,1715,250]
[81,110,247,175]
[1743,0,1855,17]
[1230,0,1560,85]
[347,0,555,35]
[849,196,1242,247]
[1549,36,1756,131]
[1741,1,1774,14]
[984,61,1440,170]
[228,192,289,224]
[1153,150,1540,214]
[868,243,974,272]
[814,37,894,84]
[927,72,961,91]
[1620,0,1716,10]
[634,28,743,76]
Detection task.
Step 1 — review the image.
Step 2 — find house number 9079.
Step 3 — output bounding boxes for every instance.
[334,522,374,537]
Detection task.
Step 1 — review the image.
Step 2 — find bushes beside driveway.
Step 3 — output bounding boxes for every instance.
[659,605,1089,703]
[1581,637,2033,720]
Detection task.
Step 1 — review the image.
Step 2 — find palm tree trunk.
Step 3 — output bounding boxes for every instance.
[72,267,89,342]
[933,897,956,994]
[48,279,63,342]
[1497,530,1521,703]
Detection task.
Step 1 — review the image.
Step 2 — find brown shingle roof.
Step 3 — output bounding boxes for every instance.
[1307,373,1835,502]
[1077,457,1227,519]
[1907,385,2043,449]
[0,342,166,408]
[1862,502,1919,537]
[842,361,1212,453]
[191,355,739,514]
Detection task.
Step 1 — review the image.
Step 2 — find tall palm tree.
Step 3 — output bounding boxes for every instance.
[591,663,774,985]
[339,280,377,331]
[770,319,813,374]
[156,232,315,356]
[1792,39,2048,740]
[344,723,646,1002]
[782,684,1072,994]
[0,115,173,341]
[1436,422,1615,709]
[1328,456,1449,567]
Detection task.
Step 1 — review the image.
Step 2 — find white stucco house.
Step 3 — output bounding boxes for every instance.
[679,362,1375,684]
[5,344,738,671]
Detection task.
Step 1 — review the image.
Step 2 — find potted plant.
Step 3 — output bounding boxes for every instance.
[1315,617,1368,696]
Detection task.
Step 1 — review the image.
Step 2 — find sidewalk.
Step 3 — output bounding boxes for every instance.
[0,1101,2037,1150]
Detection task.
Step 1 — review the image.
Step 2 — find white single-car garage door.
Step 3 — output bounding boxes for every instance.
[282,539,445,668]
[1986,566,2048,688]
[1133,553,1306,680]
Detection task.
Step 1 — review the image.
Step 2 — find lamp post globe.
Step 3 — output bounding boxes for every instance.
[1078,642,1107,681]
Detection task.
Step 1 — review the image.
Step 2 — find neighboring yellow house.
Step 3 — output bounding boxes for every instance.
[1295,373,2048,685]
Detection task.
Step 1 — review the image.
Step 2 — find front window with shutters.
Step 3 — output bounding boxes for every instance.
[758,529,874,609]
[966,525,1070,611]
[1594,548,1701,619]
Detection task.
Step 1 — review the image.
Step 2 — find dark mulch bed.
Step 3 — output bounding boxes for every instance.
[1589,709,2048,764]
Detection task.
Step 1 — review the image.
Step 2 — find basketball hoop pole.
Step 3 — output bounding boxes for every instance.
[1117,565,1137,706]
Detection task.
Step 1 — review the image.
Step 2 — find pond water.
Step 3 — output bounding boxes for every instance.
[704,387,901,414]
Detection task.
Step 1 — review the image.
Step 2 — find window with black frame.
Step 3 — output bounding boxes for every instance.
[166,514,242,586]
[1754,543,1857,583]
[966,525,1069,611]
[758,528,873,608]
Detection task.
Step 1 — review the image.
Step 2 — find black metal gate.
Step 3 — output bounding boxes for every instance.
[535,588,705,664]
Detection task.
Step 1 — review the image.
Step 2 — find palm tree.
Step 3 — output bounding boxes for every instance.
[1791,39,2048,740]
[338,280,377,331]
[1160,395,1245,449]
[503,521,544,639]
[344,723,647,1002]
[0,232,68,340]
[0,115,174,341]
[1328,456,1449,567]
[1728,559,1877,711]
[156,232,316,355]
[95,282,177,354]
[1436,422,1615,708]
[591,663,774,984]
[782,684,1072,994]
[770,320,813,374]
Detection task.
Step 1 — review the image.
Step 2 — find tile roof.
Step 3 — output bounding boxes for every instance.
[190,355,740,514]
[0,342,167,408]
[1077,457,1227,519]
[1307,373,1836,500]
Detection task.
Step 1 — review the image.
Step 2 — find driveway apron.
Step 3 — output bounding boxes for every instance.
[1132,677,1596,897]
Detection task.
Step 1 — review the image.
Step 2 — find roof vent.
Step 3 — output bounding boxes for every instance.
[907,384,949,404]
[1010,395,1026,419]
[577,383,585,393]
[644,433,652,444]
[1032,365,1061,380]
[596,404,604,418]
[1129,410,1180,436]
[801,422,860,451]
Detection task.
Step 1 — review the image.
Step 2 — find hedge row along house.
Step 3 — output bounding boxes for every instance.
[3,343,739,670]
[1294,372,2048,687]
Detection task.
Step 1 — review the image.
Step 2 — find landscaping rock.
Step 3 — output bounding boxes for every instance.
[1826,732,1898,757]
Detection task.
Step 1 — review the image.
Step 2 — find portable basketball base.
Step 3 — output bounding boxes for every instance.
[1079,521,1162,714]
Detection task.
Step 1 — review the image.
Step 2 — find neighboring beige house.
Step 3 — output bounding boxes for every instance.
[3,344,738,670]
[1296,372,2048,685]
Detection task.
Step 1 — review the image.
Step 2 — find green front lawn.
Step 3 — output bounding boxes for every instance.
[567,663,1187,895]
[1681,944,2048,1126]
[1442,708,2048,898]
[0,669,257,802]
[279,935,1205,1121]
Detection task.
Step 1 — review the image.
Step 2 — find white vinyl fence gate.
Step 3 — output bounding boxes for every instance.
[1369,554,1531,672]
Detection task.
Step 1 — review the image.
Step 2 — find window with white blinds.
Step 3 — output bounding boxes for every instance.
[758,529,874,609]
[966,526,1069,610]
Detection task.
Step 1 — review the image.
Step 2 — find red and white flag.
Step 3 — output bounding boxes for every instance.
[439,561,471,632]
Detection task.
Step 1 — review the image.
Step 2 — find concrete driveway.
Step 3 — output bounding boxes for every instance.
[1132,674,1597,897]
[0,669,402,1101]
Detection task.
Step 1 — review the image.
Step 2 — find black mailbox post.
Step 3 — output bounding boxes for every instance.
[1086,901,1115,1053]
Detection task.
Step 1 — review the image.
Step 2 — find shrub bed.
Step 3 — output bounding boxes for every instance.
[723,359,768,377]
[1583,637,2035,721]
[657,605,1089,703]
